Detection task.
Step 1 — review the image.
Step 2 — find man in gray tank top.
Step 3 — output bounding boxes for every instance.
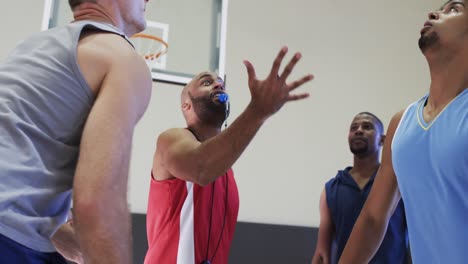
[0,0,152,263]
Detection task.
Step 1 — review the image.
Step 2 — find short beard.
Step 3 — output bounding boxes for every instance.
[188,91,228,127]
[350,146,369,156]
[349,140,369,156]
[418,31,439,52]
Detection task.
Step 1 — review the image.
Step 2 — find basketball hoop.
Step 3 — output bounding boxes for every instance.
[130,33,169,69]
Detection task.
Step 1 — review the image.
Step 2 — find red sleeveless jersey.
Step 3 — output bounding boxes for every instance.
[145,169,239,264]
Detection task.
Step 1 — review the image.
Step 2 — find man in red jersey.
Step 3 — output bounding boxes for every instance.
[145,47,313,264]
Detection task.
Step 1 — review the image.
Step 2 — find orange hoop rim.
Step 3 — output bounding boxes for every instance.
[130,33,169,60]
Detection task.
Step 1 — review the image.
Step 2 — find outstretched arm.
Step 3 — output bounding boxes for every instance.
[312,189,334,264]
[338,110,404,264]
[72,34,152,264]
[157,47,313,186]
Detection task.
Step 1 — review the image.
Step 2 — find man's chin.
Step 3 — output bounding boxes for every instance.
[350,148,368,155]
[197,111,226,126]
[418,33,439,53]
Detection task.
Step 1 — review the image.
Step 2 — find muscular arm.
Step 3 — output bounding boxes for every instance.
[156,47,312,186]
[338,110,404,264]
[312,189,334,264]
[156,105,265,185]
[72,33,152,264]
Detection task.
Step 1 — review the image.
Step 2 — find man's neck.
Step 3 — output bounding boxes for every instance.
[187,124,222,142]
[350,154,380,180]
[426,46,468,108]
[72,3,122,34]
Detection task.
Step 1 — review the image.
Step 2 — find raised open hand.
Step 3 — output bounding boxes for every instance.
[244,46,313,120]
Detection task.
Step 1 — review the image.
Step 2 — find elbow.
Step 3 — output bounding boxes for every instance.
[173,167,212,187]
[72,198,102,224]
[189,151,227,186]
[193,171,214,187]
[194,161,229,186]
[195,179,210,187]
[73,193,126,225]
[360,208,388,232]
[170,159,222,186]
[187,162,217,187]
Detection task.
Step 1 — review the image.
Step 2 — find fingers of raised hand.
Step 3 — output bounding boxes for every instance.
[287,92,310,102]
[243,60,257,82]
[270,46,288,77]
[285,74,313,102]
[279,52,302,82]
[288,74,314,91]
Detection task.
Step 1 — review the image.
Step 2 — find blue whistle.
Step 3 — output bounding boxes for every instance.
[218,94,229,103]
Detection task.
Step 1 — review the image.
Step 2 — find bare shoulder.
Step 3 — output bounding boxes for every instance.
[77,31,150,95]
[319,187,327,207]
[157,128,197,149]
[320,187,326,200]
[387,109,406,137]
[379,109,407,174]
[92,33,144,65]
[79,31,138,59]
[153,128,196,181]
[390,109,405,124]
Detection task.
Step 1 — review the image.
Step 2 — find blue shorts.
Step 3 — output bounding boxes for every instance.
[0,233,67,264]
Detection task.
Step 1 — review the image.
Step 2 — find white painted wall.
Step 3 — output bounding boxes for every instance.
[0,1,45,59]
[1,0,443,228]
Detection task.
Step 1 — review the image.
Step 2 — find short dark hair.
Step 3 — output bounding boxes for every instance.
[69,0,97,10]
[356,112,384,134]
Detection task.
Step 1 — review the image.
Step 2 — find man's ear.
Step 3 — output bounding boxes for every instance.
[379,134,386,146]
[182,100,191,112]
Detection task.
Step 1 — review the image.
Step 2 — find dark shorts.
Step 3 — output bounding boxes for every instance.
[0,233,67,264]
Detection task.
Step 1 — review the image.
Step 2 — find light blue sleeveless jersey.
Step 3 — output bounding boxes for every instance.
[0,21,130,252]
[392,89,467,264]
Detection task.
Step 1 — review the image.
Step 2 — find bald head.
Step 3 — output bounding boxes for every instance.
[181,71,222,105]
[180,84,189,106]
[180,71,228,126]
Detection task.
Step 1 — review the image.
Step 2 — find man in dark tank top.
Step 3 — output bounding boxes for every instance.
[312,112,408,264]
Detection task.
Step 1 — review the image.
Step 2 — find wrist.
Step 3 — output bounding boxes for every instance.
[245,102,269,123]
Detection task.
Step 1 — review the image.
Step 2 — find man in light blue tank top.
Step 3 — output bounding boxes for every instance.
[0,0,153,263]
[339,1,468,263]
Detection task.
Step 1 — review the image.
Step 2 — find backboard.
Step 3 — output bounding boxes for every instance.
[41,0,228,86]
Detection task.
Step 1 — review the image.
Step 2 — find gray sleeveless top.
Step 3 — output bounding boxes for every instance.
[0,20,131,252]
